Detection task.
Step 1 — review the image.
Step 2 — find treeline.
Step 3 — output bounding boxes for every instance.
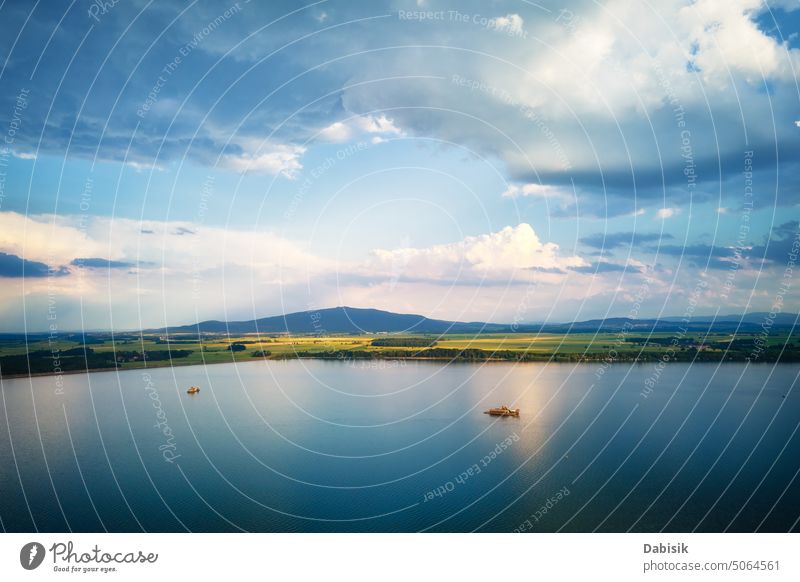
[115,349,193,361]
[625,337,800,362]
[370,337,439,348]
[626,337,696,346]
[0,350,117,376]
[281,348,576,362]
[276,346,800,364]
[0,347,193,377]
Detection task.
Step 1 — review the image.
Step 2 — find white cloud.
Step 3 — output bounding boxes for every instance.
[221,143,306,178]
[126,160,165,173]
[0,211,328,280]
[318,114,403,143]
[684,0,794,84]
[522,0,799,114]
[0,211,102,265]
[0,208,789,330]
[502,183,573,201]
[490,14,525,36]
[656,207,681,219]
[367,223,586,282]
[0,213,589,329]
[0,211,336,329]
[339,0,800,199]
[318,121,351,142]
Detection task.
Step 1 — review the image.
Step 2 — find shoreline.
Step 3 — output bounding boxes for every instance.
[1,352,794,381]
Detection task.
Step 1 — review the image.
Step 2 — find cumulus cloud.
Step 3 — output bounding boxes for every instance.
[0,212,103,265]
[685,0,795,84]
[0,212,582,328]
[367,223,586,283]
[0,207,794,330]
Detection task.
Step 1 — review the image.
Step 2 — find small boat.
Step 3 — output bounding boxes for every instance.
[187,386,200,395]
[484,406,520,417]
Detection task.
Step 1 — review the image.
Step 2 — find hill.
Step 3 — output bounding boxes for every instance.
[159,307,798,335]
[161,306,508,334]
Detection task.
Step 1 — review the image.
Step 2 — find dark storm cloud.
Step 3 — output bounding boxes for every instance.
[0,252,68,277]
[580,231,674,250]
[71,257,136,269]
[0,0,386,170]
[650,220,800,269]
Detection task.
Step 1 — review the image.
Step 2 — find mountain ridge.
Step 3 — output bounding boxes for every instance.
[158,306,799,335]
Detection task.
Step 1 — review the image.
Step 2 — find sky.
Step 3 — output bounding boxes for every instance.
[0,0,798,331]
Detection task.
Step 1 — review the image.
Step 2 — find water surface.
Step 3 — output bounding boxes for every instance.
[1,360,798,532]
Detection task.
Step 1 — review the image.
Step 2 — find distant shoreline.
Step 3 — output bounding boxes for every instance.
[3,327,797,380]
[1,351,795,381]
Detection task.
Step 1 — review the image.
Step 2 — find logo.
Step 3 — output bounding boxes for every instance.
[20,542,46,570]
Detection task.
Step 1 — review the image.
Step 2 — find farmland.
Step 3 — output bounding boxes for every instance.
[1,329,798,378]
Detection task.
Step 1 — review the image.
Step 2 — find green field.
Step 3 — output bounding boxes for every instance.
[1,329,798,378]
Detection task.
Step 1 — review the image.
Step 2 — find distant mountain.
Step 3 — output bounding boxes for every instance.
[534,316,796,334]
[158,307,799,335]
[161,306,508,335]
[660,313,799,325]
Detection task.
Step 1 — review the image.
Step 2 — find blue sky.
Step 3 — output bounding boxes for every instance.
[0,0,799,331]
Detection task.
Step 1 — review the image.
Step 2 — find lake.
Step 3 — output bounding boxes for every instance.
[1,359,798,532]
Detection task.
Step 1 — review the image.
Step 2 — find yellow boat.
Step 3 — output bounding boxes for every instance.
[484,406,519,417]
[187,386,200,394]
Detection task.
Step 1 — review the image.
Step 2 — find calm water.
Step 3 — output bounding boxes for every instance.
[1,360,798,532]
